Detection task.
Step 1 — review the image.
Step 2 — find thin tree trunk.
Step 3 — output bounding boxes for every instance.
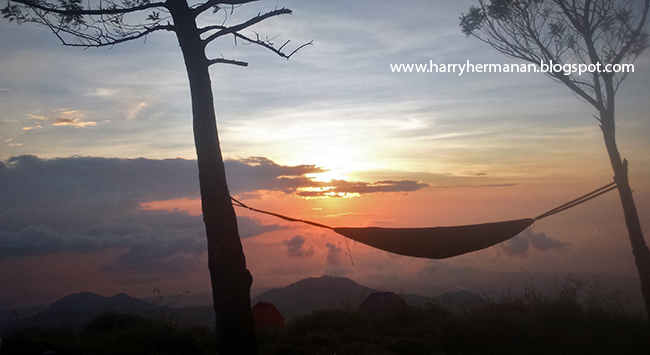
[600,108,650,319]
[169,1,257,353]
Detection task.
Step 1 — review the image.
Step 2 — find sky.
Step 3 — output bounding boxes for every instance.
[1,0,650,310]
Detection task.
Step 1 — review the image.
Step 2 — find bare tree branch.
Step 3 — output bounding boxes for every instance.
[233,32,313,59]
[203,8,291,45]
[4,2,310,352]
[3,0,175,47]
[7,0,168,15]
[57,24,175,47]
[460,0,649,113]
[192,0,260,16]
[208,57,249,66]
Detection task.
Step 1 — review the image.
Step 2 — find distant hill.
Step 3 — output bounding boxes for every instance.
[47,292,154,313]
[141,287,272,309]
[1,292,159,331]
[250,275,476,319]
[1,277,482,332]
[141,292,214,309]
[252,276,376,319]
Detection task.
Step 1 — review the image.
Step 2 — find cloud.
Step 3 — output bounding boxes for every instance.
[297,179,428,198]
[27,114,49,120]
[0,155,200,230]
[5,139,21,147]
[25,110,97,128]
[226,157,428,196]
[0,155,427,273]
[325,242,343,265]
[238,216,288,238]
[324,242,351,276]
[0,155,426,217]
[528,231,570,251]
[125,102,147,121]
[22,125,42,130]
[283,236,315,258]
[500,229,570,257]
[0,211,285,272]
[0,155,307,272]
[0,210,207,272]
[225,157,326,194]
[86,88,118,97]
[52,118,97,128]
[500,234,531,257]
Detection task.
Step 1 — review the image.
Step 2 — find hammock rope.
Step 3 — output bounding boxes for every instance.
[533,182,617,221]
[231,181,617,260]
[231,197,354,264]
[231,197,335,230]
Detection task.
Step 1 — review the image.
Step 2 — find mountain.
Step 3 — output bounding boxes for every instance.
[252,276,376,319]
[141,288,271,308]
[250,275,469,319]
[141,292,215,308]
[47,292,154,313]
[1,292,159,331]
[1,277,482,332]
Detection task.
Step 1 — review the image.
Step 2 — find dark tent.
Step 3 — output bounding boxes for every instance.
[359,291,409,313]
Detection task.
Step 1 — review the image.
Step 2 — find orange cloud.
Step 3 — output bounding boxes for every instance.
[52,118,97,128]
[22,125,42,130]
[27,114,49,120]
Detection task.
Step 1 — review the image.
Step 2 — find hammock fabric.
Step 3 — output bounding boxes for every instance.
[232,182,617,260]
[333,219,535,259]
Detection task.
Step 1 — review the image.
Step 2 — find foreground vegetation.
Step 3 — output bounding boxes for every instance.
[3,284,649,355]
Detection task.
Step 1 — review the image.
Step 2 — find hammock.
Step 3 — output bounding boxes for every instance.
[232,182,617,260]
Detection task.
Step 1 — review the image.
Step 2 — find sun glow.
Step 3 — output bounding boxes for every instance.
[305,167,349,182]
[296,186,361,199]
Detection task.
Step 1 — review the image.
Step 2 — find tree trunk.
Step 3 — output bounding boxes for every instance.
[169,1,257,353]
[600,108,650,319]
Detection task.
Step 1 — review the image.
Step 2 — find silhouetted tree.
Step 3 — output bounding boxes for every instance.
[2,0,310,353]
[461,0,650,318]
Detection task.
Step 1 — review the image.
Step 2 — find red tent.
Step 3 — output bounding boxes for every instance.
[251,301,285,329]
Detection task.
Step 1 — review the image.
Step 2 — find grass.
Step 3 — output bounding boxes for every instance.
[261,300,648,355]
[1,313,217,355]
[2,280,649,355]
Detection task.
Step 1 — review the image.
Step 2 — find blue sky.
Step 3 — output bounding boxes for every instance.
[1,0,649,308]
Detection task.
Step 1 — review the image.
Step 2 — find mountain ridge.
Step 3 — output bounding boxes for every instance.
[1,276,480,331]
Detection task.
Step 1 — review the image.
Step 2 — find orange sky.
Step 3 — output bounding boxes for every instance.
[0,0,649,309]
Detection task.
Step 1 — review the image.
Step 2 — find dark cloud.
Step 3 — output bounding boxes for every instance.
[529,231,570,252]
[0,155,199,231]
[0,155,426,273]
[500,234,531,257]
[0,155,428,211]
[0,210,206,271]
[225,157,326,194]
[325,242,343,265]
[324,242,351,277]
[500,229,570,257]
[0,211,281,272]
[283,236,315,259]
[238,216,288,239]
